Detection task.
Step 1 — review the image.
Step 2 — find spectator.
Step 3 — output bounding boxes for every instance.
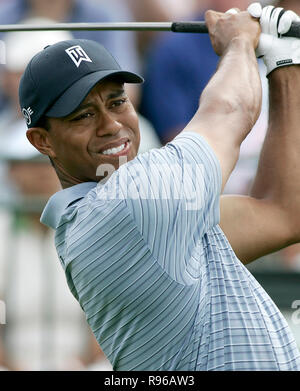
[127,0,199,57]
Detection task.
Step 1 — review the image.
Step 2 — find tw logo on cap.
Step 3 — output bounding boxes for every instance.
[65,45,92,68]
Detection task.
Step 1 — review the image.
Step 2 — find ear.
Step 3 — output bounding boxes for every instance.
[26,128,56,159]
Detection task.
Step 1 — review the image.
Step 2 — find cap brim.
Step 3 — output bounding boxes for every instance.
[45,70,143,118]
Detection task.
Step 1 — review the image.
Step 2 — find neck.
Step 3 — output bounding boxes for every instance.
[54,161,94,189]
[58,171,85,190]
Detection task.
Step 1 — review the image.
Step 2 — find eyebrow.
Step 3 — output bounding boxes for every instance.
[107,89,125,99]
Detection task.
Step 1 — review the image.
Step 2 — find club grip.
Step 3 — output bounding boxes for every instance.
[171,21,300,38]
[171,22,208,33]
[282,21,300,38]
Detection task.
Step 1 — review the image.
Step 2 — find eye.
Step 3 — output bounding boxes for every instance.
[110,98,128,108]
[71,112,95,121]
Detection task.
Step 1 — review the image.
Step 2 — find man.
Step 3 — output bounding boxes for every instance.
[20,4,300,370]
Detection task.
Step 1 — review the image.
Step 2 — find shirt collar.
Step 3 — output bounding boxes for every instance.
[40,182,97,229]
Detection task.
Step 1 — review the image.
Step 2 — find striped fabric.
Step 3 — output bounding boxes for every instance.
[41,132,300,371]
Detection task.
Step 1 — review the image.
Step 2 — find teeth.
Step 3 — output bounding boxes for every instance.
[102,143,126,155]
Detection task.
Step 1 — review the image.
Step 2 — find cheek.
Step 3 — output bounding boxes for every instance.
[51,137,92,177]
[53,132,88,159]
[127,110,140,141]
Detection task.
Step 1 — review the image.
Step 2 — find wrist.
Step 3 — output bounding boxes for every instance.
[269,64,300,79]
[222,36,257,63]
[268,65,300,131]
[227,35,257,54]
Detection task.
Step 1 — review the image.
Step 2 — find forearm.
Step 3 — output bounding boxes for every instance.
[185,37,262,189]
[251,66,300,241]
[198,37,261,141]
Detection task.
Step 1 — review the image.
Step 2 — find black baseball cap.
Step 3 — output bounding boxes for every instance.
[19,39,144,128]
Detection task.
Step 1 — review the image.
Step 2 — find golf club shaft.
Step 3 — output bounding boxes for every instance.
[0,21,299,37]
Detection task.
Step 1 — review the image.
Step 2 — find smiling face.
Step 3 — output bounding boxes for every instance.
[27,79,140,187]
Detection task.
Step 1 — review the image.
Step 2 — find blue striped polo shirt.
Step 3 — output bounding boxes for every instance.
[41,131,300,371]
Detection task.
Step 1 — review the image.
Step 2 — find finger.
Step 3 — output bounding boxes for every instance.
[278,10,300,34]
[269,7,284,36]
[226,8,240,15]
[205,10,222,32]
[247,2,262,18]
[260,5,275,34]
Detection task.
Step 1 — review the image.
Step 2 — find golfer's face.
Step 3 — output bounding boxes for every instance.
[47,79,140,182]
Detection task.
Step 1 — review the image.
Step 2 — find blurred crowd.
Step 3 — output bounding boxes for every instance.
[0,0,299,371]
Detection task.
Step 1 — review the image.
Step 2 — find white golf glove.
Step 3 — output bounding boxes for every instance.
[248,2,300,75]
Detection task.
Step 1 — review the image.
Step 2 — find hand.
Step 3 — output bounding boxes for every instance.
[205,8,260,57]
[248,2,300,75]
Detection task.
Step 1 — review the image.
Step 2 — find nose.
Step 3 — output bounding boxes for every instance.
[95,110,122,137]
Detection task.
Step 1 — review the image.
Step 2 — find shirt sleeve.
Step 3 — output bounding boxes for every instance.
[96,131,222,283]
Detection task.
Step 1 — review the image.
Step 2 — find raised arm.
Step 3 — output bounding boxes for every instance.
[183,10,261,191]
[220,5,300,264]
